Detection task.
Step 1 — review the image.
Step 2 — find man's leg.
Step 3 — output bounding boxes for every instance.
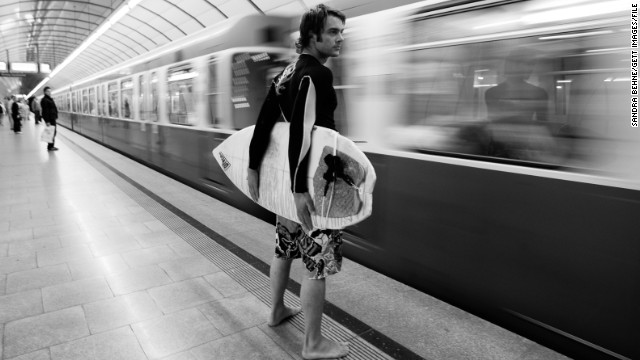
[48,125,57,150]
[269,217,303,326]
[300,271,349,359]
[268,256,300,326]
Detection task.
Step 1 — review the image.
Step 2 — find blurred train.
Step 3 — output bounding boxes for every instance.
[54,1,637,359]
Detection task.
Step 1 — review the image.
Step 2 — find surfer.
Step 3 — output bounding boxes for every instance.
[246,4,349,359]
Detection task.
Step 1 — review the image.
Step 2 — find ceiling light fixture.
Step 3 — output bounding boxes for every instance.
[27,0,144,97]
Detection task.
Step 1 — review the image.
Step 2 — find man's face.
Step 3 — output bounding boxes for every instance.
[313,15,345,58]
[44,89,51,97]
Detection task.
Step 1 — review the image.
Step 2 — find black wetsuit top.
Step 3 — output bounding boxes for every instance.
[248,54,338,193]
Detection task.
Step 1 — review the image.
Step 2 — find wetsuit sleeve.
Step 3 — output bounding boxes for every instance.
[248,82,280,170]
[289,72,332,193]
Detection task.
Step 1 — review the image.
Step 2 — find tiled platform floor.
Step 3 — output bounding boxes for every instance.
[0,119,571,360]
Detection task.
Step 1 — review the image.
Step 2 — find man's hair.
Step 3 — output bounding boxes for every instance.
[43,86,51,92]
[295,4,345,54]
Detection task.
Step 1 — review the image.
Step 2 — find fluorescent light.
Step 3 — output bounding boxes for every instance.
[27,0,135,97]
[108,6,129,25]
[128,0,144,8]
[524,1,625,24]
[539,30,612,40]
[31,77,50,94]
[473,19,520,30]
[557,80,572,83]
[168,72,198,82]
[68,23,232,89]
[10,62,38,72]
[585,47,629,53]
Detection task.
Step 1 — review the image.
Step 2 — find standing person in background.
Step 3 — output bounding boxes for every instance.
[7,96,14,130]
[247,4,349,360]
[0,100,5,126]
[30,96,42,124]
[19,99,30,123]
[41,87,59,151]
[11,95,21,134]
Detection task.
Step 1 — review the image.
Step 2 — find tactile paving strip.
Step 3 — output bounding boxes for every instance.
[60,132,398,360]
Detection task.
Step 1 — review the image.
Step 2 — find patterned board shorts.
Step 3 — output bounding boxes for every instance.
[275,216,343,280]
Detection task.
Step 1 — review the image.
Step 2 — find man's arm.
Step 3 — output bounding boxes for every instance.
[40,99,49,122]
[248,82,281,170]
[247,82,281,201]
[288,75,316,193]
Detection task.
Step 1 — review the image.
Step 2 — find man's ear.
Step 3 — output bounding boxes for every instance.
[308,31,319,44]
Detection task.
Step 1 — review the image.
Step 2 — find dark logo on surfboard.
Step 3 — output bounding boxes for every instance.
[219,152,231,171]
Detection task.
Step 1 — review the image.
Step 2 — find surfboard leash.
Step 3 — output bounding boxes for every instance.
[319,131,339,229]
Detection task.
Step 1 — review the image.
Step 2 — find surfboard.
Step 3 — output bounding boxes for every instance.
[213,122,376,229]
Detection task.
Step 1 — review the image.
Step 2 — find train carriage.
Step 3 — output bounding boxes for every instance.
[55,1,638,359]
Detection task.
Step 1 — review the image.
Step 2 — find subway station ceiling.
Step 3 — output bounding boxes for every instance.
[0,0,422,95]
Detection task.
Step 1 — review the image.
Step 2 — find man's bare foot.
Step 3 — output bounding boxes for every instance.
[268,305,301,326]
[302,337,349,359]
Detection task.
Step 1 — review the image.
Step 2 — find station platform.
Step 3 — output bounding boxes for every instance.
[0,119,571,360]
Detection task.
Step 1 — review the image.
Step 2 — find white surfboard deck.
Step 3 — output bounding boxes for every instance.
[213,123,375,229]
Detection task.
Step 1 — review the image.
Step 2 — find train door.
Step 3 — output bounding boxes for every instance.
[137,73,152,163]
[201,55,234,197]
[149,70,163,167]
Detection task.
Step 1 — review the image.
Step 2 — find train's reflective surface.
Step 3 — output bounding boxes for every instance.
[54,1,637,359]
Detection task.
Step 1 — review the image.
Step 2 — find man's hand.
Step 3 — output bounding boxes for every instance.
[294,192,315,233]
[247,168,260,202]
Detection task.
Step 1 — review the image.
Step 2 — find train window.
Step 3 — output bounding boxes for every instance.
[88,88,96,115]
[108,82,119,117]
[82,89,89,114]
[72,91,78,113]
[97,85,103,116]
[102,84,108,116]
[121,78,133,119]
[207,57,219,126]
[166,64,196,125]
[150,72,158,122]
[397,7,626,168]
[138,75,146,121]
[230,52,288,130]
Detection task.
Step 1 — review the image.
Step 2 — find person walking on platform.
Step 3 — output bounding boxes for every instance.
[41,87,59,151]
[247,4,348,360]
[11,95,22,134]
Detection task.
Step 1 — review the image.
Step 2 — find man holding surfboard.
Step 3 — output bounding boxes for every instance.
[246,4,349,359]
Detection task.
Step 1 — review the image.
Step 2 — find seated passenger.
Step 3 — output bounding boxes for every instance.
[483,48,558,162]
[485,48,548,123]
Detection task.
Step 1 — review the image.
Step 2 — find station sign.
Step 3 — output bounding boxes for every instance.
[9,62,38,73]
[0,62,51,76]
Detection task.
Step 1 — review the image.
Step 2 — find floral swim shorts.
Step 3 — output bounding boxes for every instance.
[275,216,343,280]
